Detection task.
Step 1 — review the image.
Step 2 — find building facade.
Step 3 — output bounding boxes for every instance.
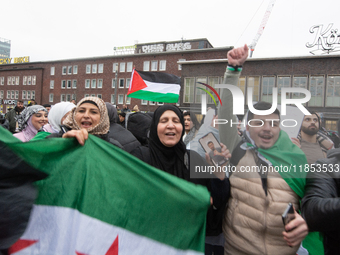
[0,38,230,113]
[180,55,340,130]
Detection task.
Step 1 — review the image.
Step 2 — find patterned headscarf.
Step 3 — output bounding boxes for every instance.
[63,97,109,135]
[15,105,48,141]
[16,105,47,131]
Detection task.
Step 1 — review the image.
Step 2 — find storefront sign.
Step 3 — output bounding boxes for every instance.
[0,56,30,65]
[0,99,17,105]
[306,24,340,54]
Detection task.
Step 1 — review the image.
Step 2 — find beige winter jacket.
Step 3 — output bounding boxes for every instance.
[223,150,300,255]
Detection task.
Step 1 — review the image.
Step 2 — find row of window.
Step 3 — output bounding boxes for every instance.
[49,78,133,90]
[0,76,37,86]
[50,60,170,76]
[183,75,340,107]
[48,93,164,107]
[0,90,35,100]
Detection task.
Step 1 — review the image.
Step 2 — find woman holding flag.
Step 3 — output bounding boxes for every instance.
[48,96,122,148]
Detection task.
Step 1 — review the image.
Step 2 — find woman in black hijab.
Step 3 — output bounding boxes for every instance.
[131,105,191,180]
[131,105,231,253]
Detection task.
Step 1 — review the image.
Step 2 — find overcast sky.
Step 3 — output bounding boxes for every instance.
[2,0,339,62]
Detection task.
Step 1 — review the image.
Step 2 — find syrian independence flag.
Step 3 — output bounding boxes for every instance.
[127,69,181,103]
[0,126,210,255]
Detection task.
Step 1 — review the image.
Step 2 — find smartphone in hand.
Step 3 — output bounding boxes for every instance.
[199,132,228,167]
[282,203,295,226]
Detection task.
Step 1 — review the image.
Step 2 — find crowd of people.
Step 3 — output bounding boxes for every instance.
[1,45,339,255]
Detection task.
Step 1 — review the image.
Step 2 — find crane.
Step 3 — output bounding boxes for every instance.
[249,0,277,57]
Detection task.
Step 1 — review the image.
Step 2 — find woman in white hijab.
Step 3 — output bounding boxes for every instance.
[47,102,75,133]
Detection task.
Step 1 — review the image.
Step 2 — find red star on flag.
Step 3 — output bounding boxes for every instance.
[8,239,38,254]
[76,235,118,255]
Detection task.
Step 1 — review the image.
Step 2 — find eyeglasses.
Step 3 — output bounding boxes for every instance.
[303,117,318,123]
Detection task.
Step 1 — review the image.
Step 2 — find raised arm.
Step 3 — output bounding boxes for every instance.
[218,44,249,153]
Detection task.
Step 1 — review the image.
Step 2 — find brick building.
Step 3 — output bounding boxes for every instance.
[0,38,231,113]
[1,38,340,130]
[180,54,340,130]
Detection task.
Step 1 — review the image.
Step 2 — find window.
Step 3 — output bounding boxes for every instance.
[98,64,104,73]
[277,76,291,104]
[112,78,116,88]
[126,78,130,88]
[149,101,156,105]
[261,76,275,103]
[127,62,133,72]
[32,76,36,85]
[61,94,66,102]
[184,77,195,103]
[143,61,150,71]
[326,75,340,107]
[157,102,164,105]
[7,77,11,85]
[11,76,15,85]
[125,95,131,105]
[62,66,67,75]
[195,77,207,103]
[49,93,54,103]
[292,76,308,100]
[85,79,90,88]
[0,77,4,85]
[6,90,10,99]
[309,75,324,107]
[73,65,78,74]
[84,94,89,98]
[208,77,220,104]
[61,80,66,89]
[22,90,26,99]
[0,90,3,99]
[23,76,27,85]
[68,66,72,74]
[325,120,337,131]
[67,80,72,89]
[141,99,148,105]
[72,80,77,89]
[113,63,118,73]
[15,90,19,99]
[66,94,71,101]
[15,76,19,85]
[27,91,31,100]
[91,79,96,88]
[118,94,124,104]
[237,76,246,94]
[27,76,32,85]
[159,60,166,71]
[247,76,260,102]
[91,94,96,97]
[120,62,125,72]
[31,91,35,99]
[92,64,97,74]
[97,94,102,99]
[98,79,103,88]
[50,67,55,75]
[11,90,15,99]
[119,78,124,88]
[151,61,158,71]
[178,59,186,70]
[111,94,115,104]
[86,64,91,74]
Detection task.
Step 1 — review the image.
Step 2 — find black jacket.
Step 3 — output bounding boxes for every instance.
[108,123,140,153]
[301,148,340,255]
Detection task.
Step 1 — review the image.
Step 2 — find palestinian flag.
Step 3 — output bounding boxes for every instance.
[127,69,181,103]
[0,126,210,255]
